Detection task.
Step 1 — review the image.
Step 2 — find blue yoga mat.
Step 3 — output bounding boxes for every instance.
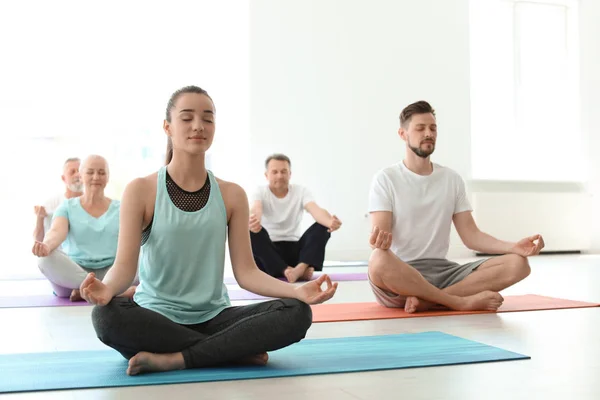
[0,331,529,393]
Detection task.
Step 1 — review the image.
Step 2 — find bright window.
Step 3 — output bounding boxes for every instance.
[469,0,581,182]
[0,0,250,279]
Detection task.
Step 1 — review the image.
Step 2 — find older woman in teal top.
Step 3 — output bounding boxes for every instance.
[81,86,338,376]
[32,155,133,301]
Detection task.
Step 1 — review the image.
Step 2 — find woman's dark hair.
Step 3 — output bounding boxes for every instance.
[164,86,213,164]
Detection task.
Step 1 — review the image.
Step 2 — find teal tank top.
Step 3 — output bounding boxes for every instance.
[133,167,231,324]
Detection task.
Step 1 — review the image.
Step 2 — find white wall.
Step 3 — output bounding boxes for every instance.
[0,0,251,280]
[249,0,471,260]
[580,0,600,252]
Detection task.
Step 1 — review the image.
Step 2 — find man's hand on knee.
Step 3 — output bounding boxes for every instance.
[370,226,392,250]
[327,215,342,232]
[249,214,262,233]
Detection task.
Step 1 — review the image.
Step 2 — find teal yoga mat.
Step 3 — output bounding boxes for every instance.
[0,331,529,393]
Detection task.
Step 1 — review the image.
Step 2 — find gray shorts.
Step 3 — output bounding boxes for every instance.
[369,258,489,308]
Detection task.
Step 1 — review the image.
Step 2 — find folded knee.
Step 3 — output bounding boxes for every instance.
[281,298,312,339]
[368,249,394,277]
[37,251,70,273]
[310,223,331,238]
[506,254,531,280]
[91,301,120,342]
[37,253,55,273]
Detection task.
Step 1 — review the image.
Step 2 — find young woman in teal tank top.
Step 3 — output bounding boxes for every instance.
[80,86,338,375]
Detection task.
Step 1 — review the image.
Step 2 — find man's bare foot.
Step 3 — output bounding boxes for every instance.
[460,291,504,311]
[127,352,185,376]
[301,267,315,281]
[234,352,269,366]
[69,289,83,302]
[284,264,308,283]
[404,296,437,313]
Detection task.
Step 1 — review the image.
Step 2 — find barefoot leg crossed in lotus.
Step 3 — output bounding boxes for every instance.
[81,86,338,375]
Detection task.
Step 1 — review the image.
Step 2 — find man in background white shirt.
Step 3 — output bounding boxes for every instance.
[368,101,544,313]
[33,157,83,243]
[250,154,342,282]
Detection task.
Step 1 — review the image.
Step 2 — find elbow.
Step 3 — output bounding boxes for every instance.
[233,264,258,290]
[464,241,477,252]
[460,232,478,251]
[236,275,252,291]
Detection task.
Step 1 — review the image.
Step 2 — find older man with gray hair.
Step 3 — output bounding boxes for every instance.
[33,157,83,243]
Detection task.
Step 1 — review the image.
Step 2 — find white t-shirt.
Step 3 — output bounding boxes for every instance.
[368,161,472,262]
[252,184,315,242]
[41,193,67,235]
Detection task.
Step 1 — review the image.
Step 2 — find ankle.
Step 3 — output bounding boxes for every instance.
[453,296,469,311]
[168,352,186,370]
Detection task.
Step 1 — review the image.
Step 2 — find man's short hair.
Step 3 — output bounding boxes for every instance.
[399,101,436,128]
[63,157,80,166]
[265,153,291,169]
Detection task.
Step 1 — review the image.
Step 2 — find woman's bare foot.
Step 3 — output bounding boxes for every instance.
[460,291,504,311]
[69,289,83,302]
[301,267,315,281]
[284,264,308,283]
[235,352,269,366]
[127,351,185,376]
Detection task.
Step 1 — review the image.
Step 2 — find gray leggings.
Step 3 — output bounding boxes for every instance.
[38,250,111,297]
[92,297,312,368]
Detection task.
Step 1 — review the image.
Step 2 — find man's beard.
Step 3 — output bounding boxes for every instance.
[409,142,435,158]
[68,182,83,192]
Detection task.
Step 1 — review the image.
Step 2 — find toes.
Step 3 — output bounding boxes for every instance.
[404,297,417,313]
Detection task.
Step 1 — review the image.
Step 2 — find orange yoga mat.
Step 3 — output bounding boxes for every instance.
[310,294,600,323]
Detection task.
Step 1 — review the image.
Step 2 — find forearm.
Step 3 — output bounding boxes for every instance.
[236,267,298,299]
[42,230,67,252]
[102,264,137,297]
[33,217,45,242]
[467,230,514,254]
[250,202,262,220]
[311,207,332,227]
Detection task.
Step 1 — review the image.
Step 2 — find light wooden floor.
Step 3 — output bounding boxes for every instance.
[2,254,599,399]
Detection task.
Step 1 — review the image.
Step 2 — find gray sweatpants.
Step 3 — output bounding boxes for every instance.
[92,297,313,368]
[38,250,112,297]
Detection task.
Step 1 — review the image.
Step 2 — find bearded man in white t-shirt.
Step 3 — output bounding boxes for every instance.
[33,157,83,243]
[249,154,342,282]
[368,101,545,313]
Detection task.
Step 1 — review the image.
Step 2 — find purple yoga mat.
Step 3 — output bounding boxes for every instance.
[0,270,368,307]
[0,289,273,308]
[0,295,90,308]
[223,271,368,285]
